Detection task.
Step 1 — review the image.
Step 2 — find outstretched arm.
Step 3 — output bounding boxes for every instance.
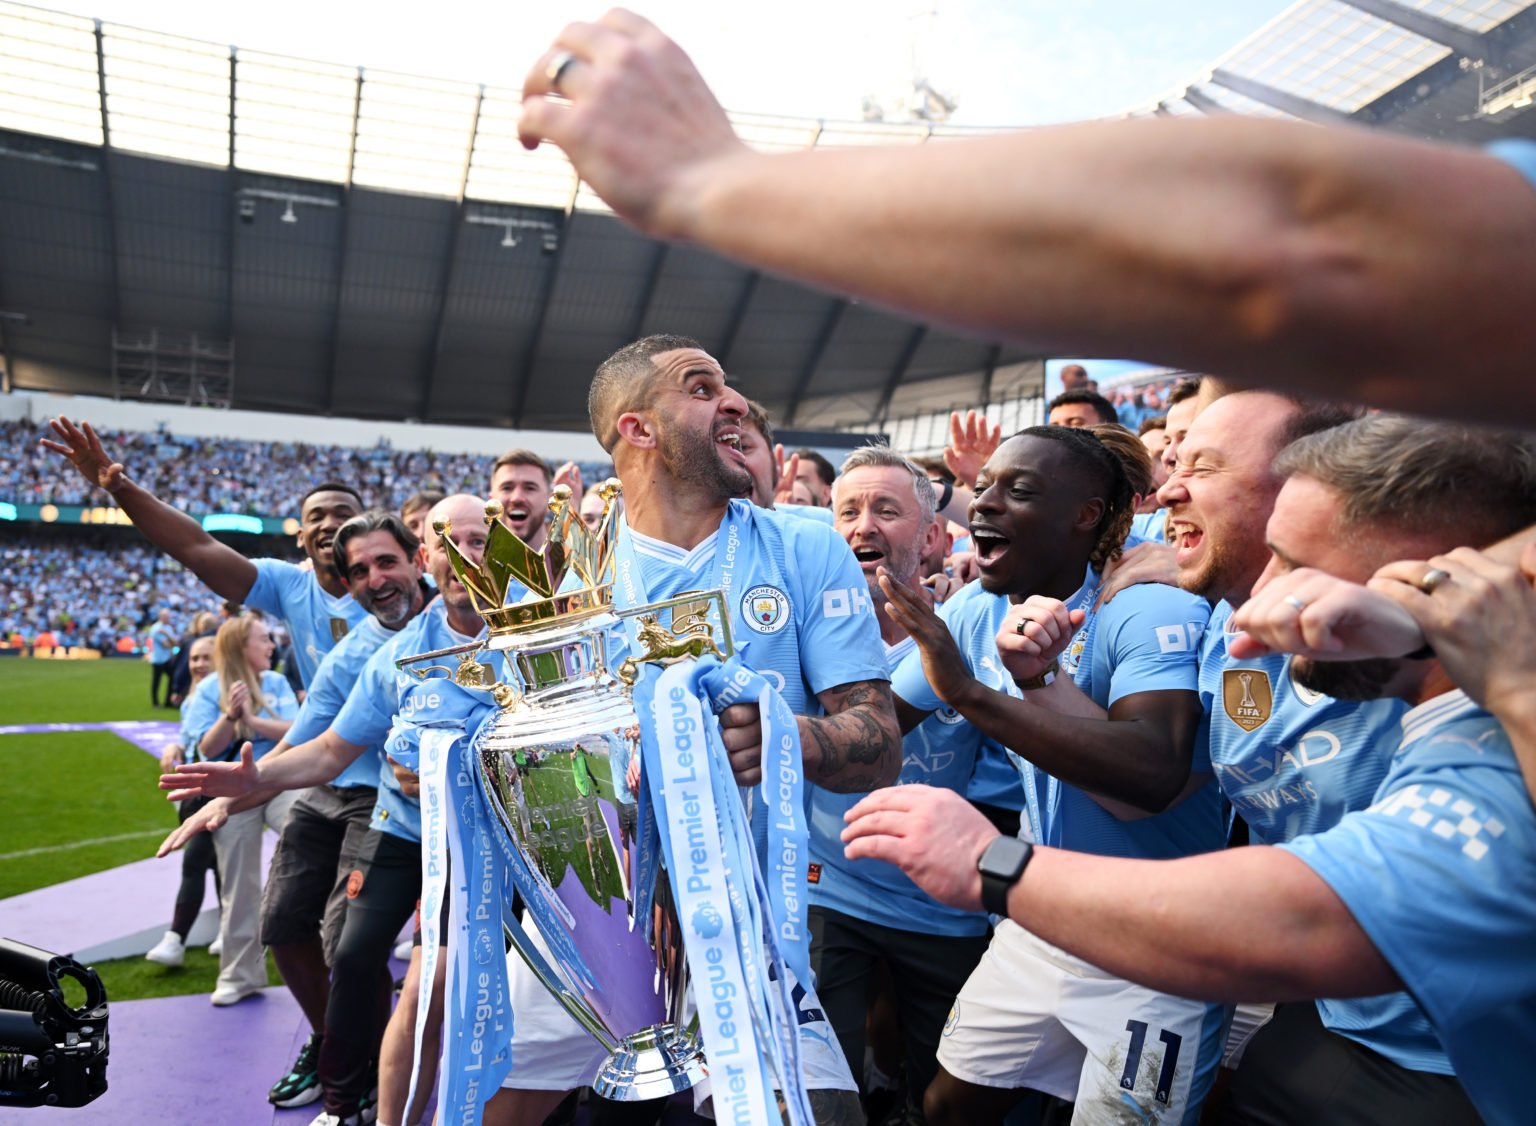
[519,11,1536,426]
[163,729,367,801]
[41,417,258,602]
[841,785,1398,1002]
[881,571,1197,813]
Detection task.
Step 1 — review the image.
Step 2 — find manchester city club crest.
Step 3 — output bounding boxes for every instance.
[741,584,791,634]
[1061,631,1088,675]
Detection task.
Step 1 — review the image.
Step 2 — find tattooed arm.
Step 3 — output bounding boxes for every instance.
[798,679,903,793]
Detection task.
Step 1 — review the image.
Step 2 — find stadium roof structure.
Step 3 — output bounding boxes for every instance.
[2,0,1536,431]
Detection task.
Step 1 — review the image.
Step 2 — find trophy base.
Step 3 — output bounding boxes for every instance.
[591,1023,707,1102]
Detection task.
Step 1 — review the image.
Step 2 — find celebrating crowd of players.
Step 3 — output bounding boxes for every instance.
[43,336,1536,1126]
[32,10,1536,1126]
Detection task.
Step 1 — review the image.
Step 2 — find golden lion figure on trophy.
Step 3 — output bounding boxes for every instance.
[616,606,724,686]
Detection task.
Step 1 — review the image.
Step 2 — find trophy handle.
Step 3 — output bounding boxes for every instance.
[395,640,521,709]
[500,900,619,1052]
[613,591,735,686]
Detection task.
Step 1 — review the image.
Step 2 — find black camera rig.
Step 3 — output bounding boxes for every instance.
[0,938,108,1108]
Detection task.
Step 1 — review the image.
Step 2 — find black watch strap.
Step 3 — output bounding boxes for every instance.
[977,836,1033,916]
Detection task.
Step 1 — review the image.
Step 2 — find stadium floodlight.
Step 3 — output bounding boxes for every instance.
[466,211,560,251]
[234,188,339,227]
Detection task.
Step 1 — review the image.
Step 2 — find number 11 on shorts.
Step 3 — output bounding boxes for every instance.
[1120,1020,1183,1105]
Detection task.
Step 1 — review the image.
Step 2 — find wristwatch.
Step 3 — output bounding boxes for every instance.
[1014,658,1059,692]
[977,835,1034,916]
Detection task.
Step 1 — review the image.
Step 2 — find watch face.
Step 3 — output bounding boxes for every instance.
[980,835,1032,879]
[979,836,1033,915]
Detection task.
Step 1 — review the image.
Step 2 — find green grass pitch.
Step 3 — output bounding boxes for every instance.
[0,659,282,996]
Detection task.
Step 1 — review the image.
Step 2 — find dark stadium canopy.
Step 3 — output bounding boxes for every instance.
[2,0,1536,431]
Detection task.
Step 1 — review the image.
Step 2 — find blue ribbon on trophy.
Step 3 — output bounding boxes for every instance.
[633,657,816,1126]
[408,726,452,1114]
[411,725,517,1123]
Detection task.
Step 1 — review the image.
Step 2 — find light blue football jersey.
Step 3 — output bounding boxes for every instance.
[612,501,888,716]
[1202,601,1409,845]
[285,614,396,790]
[893,570,1225,860]
[776,503,836,526]
[246,558,367,688]
[1281,691,1535,1122]
[332,599,489,842]
[964,739,1027,815]
[808,635,992,937]
[1129,508,1168,544]
[1202,602,1448,1071]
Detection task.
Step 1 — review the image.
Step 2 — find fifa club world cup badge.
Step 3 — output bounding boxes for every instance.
[1222,669,1273,732]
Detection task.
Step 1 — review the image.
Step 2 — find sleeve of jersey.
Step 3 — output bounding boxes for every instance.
[245,558,300,618]
[1279,754,1536,1024]
[330,645,398,750]
[887,592,969,714]
[788,520,891,696]
[287,648,348,745]
[1099,584,1208,706]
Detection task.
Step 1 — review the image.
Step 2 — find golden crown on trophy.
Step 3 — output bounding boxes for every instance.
[434,478,622,634]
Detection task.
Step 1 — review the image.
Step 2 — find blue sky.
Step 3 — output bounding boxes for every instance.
[79,0,1294,125]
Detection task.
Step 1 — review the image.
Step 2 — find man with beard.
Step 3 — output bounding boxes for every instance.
[491,334,899,1126]
[877,426,1224,1125]
[165,495,491,1126]
[243,513,428,1112]
[846,415,1536,1126]
[1141,393,1476,1112]
[490,448,554,551]
[806,445,993,1119]
[43,417,366,685]
[1058,392,1434,1096]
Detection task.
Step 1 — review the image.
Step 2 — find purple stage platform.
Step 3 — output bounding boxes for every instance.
[0,723,708,1126]
[4,838,273,962]
[0,720,183,761]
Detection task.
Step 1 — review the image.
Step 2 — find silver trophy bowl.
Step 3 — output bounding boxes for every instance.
[473,605,707,1101]
[399,485,729,1100]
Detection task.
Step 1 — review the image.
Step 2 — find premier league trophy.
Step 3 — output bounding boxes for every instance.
[399,482,730,1100]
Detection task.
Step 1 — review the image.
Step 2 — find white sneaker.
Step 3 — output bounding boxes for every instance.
[392,937,413,962]
[210,982,261,1006]
[145,931,185,967]
[208,935,223,957]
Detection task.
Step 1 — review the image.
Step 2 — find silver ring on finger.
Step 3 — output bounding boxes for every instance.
[1417,567,1451,594]
[547,50,578,93]
[1283,594,1308,613]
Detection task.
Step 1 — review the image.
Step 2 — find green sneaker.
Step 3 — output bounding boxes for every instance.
[269,1032,322,1107]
